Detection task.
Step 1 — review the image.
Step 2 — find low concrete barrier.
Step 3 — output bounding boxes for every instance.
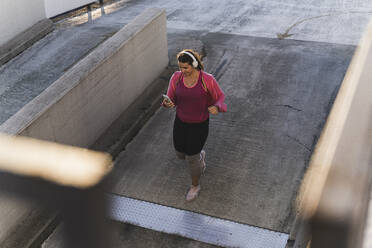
[0,8,168,248]
[44,0,95,18]
[0,0,46,47]
[0,8,168,148]
[0,19,53,66]
[293,19,372,248]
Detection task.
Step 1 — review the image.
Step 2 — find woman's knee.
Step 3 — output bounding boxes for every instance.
[186,153,202,176]
[175,151,186,160]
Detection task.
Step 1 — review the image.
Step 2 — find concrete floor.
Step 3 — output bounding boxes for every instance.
[108,32,354,233]
[61,0,372,45]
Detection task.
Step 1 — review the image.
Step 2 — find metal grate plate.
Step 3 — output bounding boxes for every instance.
[107,194,288,248]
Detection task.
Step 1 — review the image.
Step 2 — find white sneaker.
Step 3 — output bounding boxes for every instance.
[186,185,200,201]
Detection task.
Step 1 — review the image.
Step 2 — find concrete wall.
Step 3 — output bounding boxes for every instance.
[44,0,95,18]
[0,8,168,148]
[293,19,372,248]
[0,0,46,47]
[0,8,168,248]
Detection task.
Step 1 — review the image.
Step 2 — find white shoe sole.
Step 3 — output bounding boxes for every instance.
[186,185,200,201]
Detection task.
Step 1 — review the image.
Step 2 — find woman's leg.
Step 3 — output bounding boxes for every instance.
[186,153,203,186]
[175,150,186,160]
[185,152,206,201]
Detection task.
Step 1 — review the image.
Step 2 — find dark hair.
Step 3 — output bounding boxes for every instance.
[177,49,204,71]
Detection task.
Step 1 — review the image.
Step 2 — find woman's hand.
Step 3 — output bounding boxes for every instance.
[162,99,175,108]
[208,106,218,115]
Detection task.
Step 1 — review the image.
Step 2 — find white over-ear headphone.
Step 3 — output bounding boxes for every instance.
[181,51,199,68]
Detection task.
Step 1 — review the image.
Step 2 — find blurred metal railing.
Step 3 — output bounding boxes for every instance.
[292,19,372,248]
[0,134,113,248]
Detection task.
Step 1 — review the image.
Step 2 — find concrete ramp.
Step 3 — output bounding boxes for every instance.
[42,32,355,248]
[108,32,355,237]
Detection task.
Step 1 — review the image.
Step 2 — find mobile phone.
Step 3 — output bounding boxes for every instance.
[162,94,172,103]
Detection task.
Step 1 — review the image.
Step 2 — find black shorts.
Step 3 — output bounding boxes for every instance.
[173,115,209,156]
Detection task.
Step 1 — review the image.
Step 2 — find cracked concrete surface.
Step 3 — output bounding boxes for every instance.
[107,32,354,233]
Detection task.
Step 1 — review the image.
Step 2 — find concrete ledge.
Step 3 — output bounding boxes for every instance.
[294,19,372,247]
[0,8,168,248]
[0,8,168,148]
[92,66,175,158]
[0,19,54,66]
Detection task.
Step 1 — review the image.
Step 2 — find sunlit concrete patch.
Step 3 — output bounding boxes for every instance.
[53,0,372,45]
[72,0,372,45]
[108,194,289,248]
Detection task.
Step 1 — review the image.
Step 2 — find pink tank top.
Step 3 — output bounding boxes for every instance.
[175,72,209,123]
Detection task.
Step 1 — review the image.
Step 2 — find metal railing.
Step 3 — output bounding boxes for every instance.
[0,134,113,248]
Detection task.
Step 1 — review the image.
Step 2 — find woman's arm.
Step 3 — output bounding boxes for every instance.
[166,72,181,103]
[206,74,227,112]
[162,72,181,108]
